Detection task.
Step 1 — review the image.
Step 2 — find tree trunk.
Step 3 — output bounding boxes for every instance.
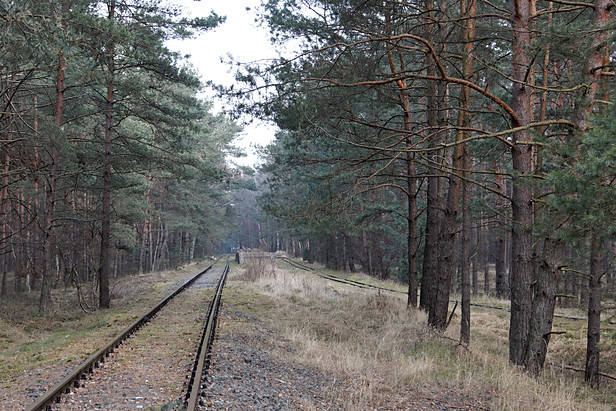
[419,0,444,312]
[495,237,507,298]
[523,237,563,375]
[509,0,535,366]
[460,175,471,343]
[430,105,464,329]
[585,234,602,387]
[189,236,196,261]
[384,7,418,307]
[1,114,8,297]
[99,0,115,309]
[483,225,490,294]
[459,0,475,344]
[472,230,479,296]
[40,19,67,311]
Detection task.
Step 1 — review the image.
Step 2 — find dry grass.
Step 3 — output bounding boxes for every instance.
[234,256,276,282]
[231,258,616,410]
[0,260,213,379]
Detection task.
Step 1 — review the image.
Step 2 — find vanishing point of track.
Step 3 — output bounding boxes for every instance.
[27,262,229,411]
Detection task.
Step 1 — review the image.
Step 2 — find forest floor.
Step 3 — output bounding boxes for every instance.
[1,257,615,410]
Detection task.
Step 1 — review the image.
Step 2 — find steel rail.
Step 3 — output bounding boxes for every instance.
[185,264,229,410]
[26,264,215,411]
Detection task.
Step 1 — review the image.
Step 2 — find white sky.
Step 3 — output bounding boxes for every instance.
[167,0,279,167]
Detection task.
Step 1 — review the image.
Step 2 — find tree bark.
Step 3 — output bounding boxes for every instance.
[509,0,535,366]
[523,237,563,375]
[430,100,464,329]
[420,0,437,311]
[459,0,475,344]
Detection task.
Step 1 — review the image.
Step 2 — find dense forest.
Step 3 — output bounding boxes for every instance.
[223,0,616,386]
[0,0,245,312]
[3,0,616,393]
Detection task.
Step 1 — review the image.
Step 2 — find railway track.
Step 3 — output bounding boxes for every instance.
[27,263,229,411]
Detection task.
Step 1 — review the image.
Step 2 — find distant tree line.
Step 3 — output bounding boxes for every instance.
[0,0,239,312]
[229,0,616,385]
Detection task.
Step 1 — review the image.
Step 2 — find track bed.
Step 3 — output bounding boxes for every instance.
[30,267,225,410]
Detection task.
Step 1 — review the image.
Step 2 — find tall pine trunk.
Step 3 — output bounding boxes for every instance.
[420,0,445,312]
[459,0,475,344]
[573,0,610,383]
[384,6,418,307]
[40,13,67,310]
[509,0,535,365]
[99,0,115,309]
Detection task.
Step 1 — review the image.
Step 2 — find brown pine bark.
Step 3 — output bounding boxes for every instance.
[509,0,535,366]
[459,0,475,344]
[420,0,446,313]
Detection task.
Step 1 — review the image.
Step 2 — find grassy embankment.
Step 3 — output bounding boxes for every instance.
[228,255,616,410]
[0,260,214,391]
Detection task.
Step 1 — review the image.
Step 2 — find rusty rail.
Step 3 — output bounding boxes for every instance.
[26,264,215,411]
[185,264,229,410]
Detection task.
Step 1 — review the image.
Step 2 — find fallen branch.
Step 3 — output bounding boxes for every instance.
[546,362,616,382]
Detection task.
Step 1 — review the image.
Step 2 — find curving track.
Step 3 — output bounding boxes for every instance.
[27,263,228,411]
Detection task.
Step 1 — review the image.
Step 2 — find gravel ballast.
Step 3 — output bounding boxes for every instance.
[201,306,344,410]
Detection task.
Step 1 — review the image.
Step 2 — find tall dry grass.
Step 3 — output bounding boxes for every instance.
[233,260,615,410]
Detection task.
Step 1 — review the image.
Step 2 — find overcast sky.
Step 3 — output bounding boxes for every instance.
[167,0,279,166]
